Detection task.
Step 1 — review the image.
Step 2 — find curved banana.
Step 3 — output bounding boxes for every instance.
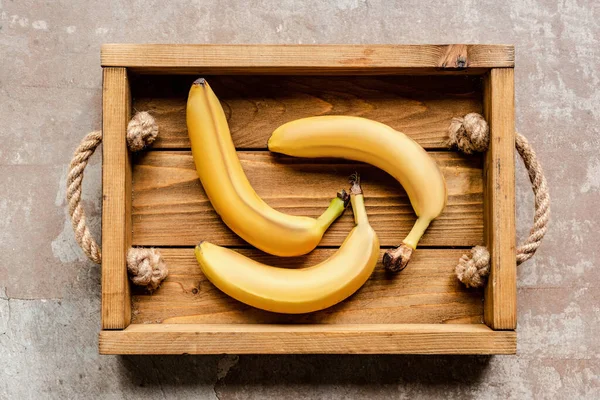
[187,79,347,257]
[195,179,379,314]
[268,116,447,271]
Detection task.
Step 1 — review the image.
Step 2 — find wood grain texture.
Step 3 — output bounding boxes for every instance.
[101,44,514,74]
[131,151,484,247]
[131,248,483,325]
[131,75,482,149]
[99,323,516,355]
[101,68,132,329]
[483,69,517,330]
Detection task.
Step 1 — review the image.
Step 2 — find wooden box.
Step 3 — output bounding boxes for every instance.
[99,44,516,355]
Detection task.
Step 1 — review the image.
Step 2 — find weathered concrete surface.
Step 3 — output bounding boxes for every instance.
[1,0,598,398]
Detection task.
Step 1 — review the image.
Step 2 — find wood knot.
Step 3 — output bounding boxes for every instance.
[438,44,469,69]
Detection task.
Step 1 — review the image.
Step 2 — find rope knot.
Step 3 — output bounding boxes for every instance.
[455,245,490,288]
[126,248,168,292]
[126,111,159,151]
[448,112,490,154]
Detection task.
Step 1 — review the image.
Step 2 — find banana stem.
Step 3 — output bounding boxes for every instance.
[383,217,431,273]
[316,195,347,231]
[403,217,431,250]
[350,195,368,226]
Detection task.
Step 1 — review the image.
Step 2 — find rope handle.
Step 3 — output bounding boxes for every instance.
[449,113,550,287]
[67,112,168,291]
[67,130,103,263]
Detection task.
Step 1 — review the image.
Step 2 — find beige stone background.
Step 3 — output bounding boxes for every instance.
[1,0,599,398]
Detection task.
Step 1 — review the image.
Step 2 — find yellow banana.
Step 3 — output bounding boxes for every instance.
[195,178,379,314]
[187,79,347,257]
[268,116,447,272]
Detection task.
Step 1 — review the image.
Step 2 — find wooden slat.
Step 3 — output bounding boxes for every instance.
[483,69,516,329]
[101,44,514,74]
[101,68,132,329]
[99,323,516,355]
[131,152,483,247]
[131,248,483,325]
[131,75,482,149]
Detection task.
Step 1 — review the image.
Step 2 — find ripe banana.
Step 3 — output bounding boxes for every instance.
[268,116,447,272]
[195,178,379,314]
[187,79,347,257]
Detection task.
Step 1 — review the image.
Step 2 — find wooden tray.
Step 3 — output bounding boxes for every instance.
[98,44,516,355]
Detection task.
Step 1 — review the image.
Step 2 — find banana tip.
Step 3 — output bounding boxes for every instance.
[349,173,363,196]
[266,136,279,152]
[337,189,350,207]
[193,77,207,86]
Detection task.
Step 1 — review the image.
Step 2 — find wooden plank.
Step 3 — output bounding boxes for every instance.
[131,75,482,150]
[131,152,484,247]
[101,44,514,74]
[131,248,483,325]
[99,323,516,355]
[483,69,516,329]
[101,67,132,329]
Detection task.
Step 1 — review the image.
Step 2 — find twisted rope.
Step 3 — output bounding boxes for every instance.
[126,111,159,151]
[67,130,103,264]
[449,113,550,288]
[515,133,551,264]
[127,248,169,292]
[67,111,168,291]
